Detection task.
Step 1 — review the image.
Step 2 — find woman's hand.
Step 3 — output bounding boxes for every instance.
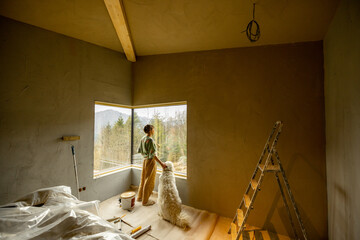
[154,156,167,169]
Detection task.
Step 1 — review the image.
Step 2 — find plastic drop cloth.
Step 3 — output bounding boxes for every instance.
[0,186,133,240]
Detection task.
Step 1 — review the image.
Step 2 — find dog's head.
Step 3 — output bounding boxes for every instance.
[164,161,174,172]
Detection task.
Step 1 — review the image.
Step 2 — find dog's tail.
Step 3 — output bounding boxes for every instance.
[175,211,190,229]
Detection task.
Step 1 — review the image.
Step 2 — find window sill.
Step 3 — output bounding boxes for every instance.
[131,164,187,179]
[94,165,132,179]
[93,165,187,179]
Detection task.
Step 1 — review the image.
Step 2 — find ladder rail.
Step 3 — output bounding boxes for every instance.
[274,149,308,240]
[269,155,299,239]
[274,172,299,239]
[234,123,283,239]
[228,121,282,234]
[229,121,309,240]
[261,122,283,180]
[235,168,265,240]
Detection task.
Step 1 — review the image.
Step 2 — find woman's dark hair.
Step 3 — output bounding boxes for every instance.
[144,124,155,134]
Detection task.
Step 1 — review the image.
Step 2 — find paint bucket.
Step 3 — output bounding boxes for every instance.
[119,191,135,210]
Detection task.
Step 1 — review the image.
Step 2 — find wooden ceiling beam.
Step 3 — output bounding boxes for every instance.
[104,0,136,62]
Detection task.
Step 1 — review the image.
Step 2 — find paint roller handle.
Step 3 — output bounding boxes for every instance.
[71,145,75,156]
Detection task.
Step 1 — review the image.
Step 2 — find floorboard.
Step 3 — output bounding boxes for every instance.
[99,192,293,240]
[99,193,218,240]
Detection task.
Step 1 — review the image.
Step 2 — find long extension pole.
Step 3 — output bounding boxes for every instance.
[71,145,80,200]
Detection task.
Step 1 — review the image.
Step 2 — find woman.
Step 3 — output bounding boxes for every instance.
[137,124,167,206]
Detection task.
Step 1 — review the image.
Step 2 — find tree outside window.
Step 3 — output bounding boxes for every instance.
[94,103,187,177]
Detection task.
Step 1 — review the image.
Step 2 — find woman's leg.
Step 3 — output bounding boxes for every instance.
[137,159,147,201]
[142,158,157,205]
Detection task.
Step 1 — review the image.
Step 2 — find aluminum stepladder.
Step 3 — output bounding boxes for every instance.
[228,121,308,240]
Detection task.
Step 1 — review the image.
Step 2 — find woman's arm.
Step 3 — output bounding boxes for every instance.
[153,155,167,169]
[147,137,166,169]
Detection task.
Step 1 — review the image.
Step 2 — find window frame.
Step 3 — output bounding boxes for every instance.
[93,101,187,179]
[93,102,133,178]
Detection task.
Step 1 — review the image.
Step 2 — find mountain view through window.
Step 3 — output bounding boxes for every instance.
[94,105,132,176]
[94,103,187,177]
[133,105,187,174]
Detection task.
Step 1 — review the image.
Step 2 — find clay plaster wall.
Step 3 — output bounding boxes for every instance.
[132,42,327,238]
[0,16,132,203]
[324,0,360,238]
[0,15,330,239]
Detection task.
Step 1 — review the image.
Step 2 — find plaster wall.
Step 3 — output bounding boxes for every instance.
[324,0,360,239]
[132,42,327,239]
[0,17,132,203]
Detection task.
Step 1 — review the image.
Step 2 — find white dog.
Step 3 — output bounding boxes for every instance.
[157,161,189,229]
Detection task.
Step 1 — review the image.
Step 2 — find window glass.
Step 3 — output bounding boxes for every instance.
[94,104,131,176]
[133,105,187,174]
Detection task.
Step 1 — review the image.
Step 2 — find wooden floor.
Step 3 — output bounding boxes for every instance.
[99,193,292,240]
[209,217,293,240]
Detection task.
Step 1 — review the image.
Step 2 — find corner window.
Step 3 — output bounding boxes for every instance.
[94,103,132,177]
[94,102,187,177]
[133,105,187,175]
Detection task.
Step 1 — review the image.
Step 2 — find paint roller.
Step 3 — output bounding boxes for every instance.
[108,216,157,239]
[62,135,81,200]
[130,225,151,239]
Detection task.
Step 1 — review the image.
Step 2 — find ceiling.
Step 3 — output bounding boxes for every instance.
[0,0,339,56]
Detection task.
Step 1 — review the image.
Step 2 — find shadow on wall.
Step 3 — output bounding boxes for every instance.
[262,153,322,239]
[330,184,348,239]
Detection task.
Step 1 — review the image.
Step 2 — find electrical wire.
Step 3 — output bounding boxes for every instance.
[245,3,260,42]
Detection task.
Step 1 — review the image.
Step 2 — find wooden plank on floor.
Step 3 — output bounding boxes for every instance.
[99,193,218,240]
[209,216,231,240]
[99,193,294,240]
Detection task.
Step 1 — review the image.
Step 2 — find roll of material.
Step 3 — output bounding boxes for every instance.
[130,225,151,238]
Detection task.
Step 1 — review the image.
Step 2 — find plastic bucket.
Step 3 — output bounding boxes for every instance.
[120,191,135,210]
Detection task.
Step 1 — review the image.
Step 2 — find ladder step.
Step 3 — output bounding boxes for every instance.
[243,224,261,231]
[237,209,244,227]
[231,222,237,240]
[244,194,251,208]
[258,164,281,172]
[251,179,258,190]
[229,122,307,239]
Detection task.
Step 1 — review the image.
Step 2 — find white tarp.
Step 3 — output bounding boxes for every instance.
[0,186,133,240]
